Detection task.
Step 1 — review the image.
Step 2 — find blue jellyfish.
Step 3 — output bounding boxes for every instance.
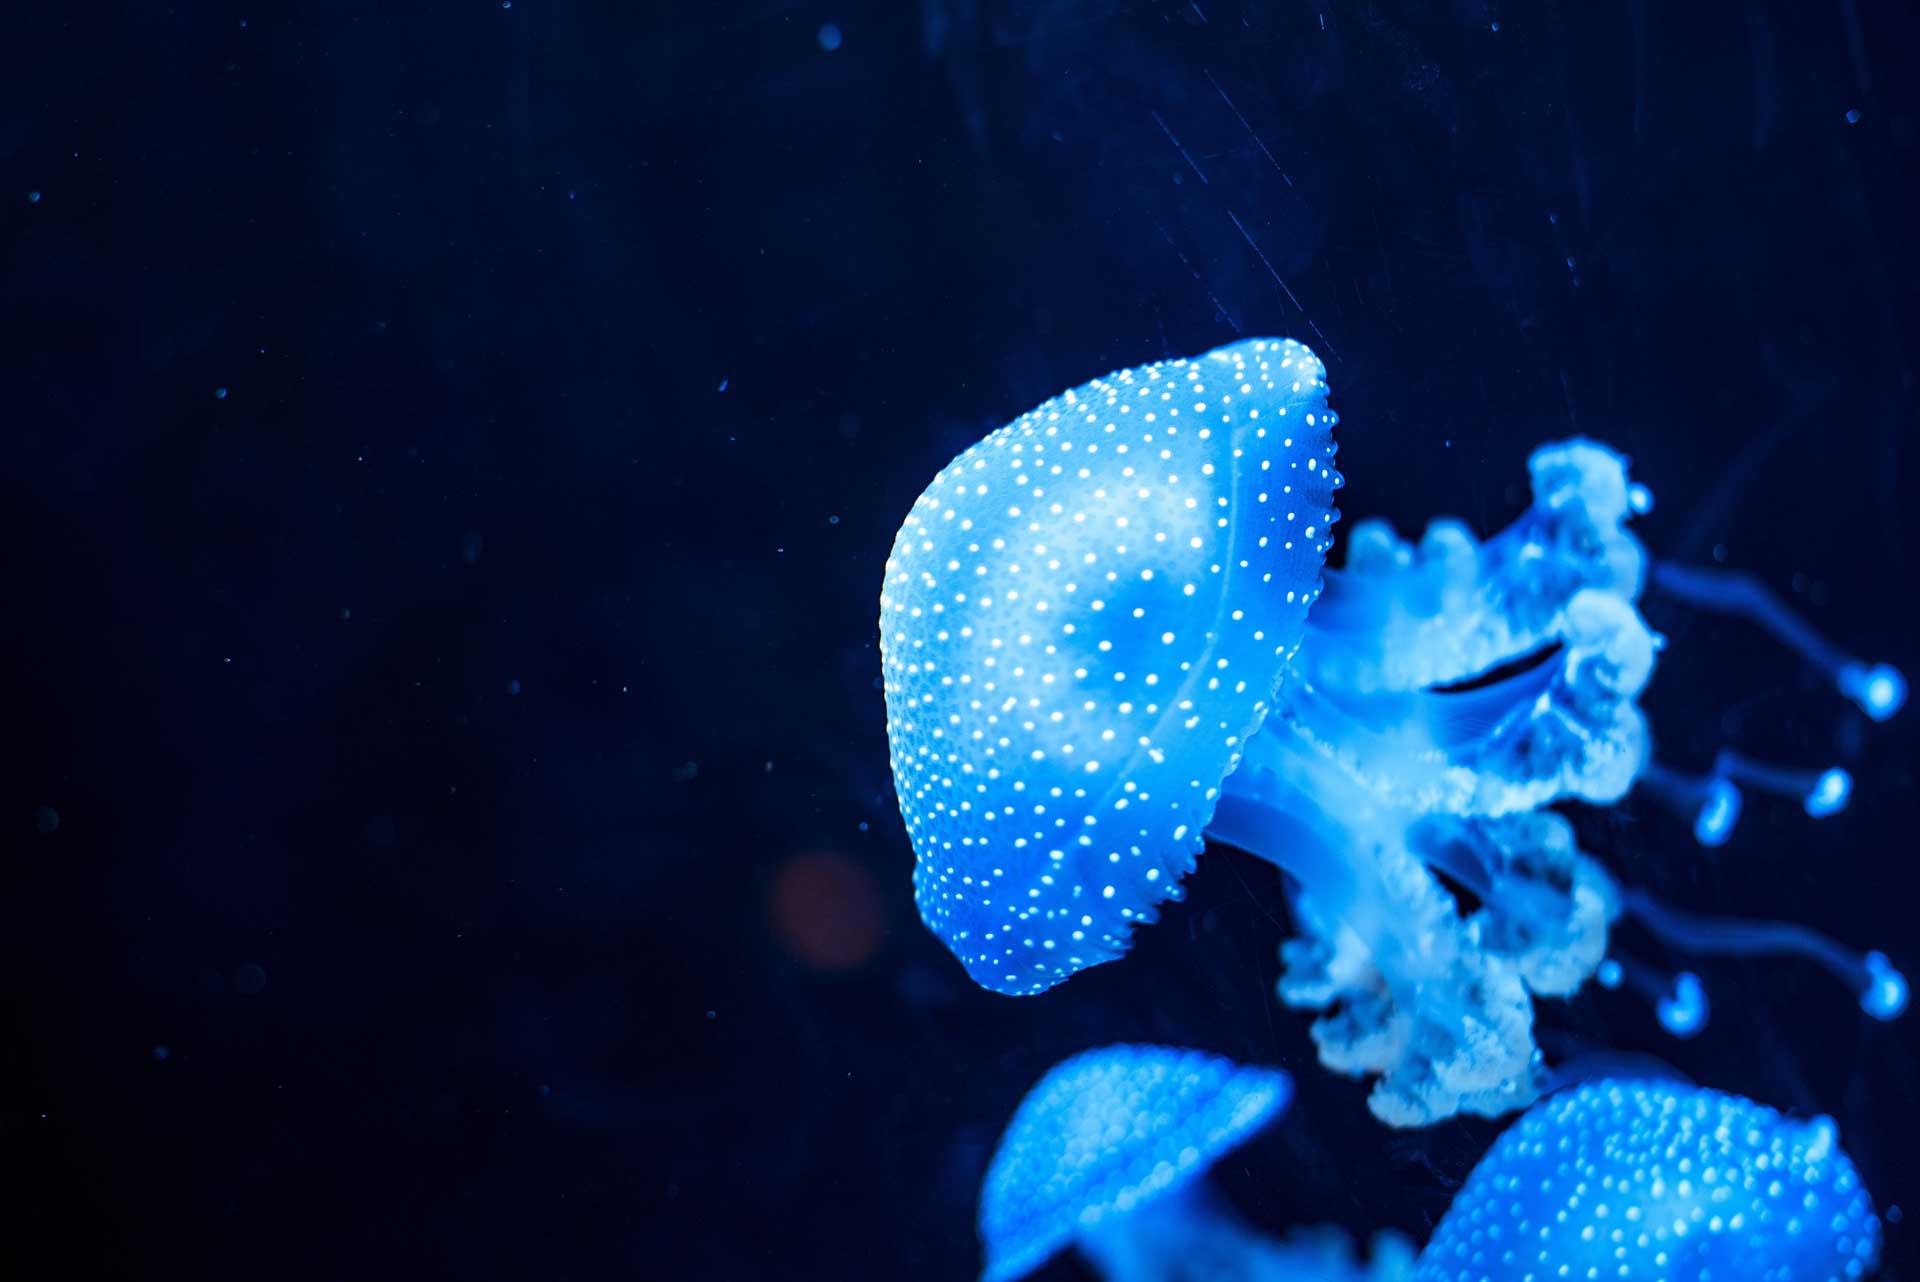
[978,1043,1414,1282]
[982,1047,1880,1282]
[880,337,1906,1125]
[1416,1078,1882,1282]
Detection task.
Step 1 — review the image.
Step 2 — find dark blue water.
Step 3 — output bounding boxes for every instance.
[3,3,1916,1278]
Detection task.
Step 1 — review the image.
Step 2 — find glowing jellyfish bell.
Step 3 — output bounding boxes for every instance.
[880,338,1341,996]
[978,1044,1412,1282]
[882,337,1909,1127]
[1416,1079,1882,1282]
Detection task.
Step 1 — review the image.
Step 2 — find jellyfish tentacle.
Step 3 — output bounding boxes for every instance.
[1649,559,1908,720]
[1714,749,1853,817]
[1618,887,1909,1019]
[1640,746,1851,844]
[1639,760,1745,845]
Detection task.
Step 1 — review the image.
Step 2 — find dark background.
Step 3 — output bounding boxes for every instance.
[3,1,1917,1278]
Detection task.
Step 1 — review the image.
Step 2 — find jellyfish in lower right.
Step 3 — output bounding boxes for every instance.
[1415,1078,1881,1282]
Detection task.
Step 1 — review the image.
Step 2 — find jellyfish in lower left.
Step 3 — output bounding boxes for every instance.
[977,1044,1413,1282]
[881,337,1907,1127]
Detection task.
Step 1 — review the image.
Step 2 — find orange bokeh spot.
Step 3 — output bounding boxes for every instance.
[771,852,883,971]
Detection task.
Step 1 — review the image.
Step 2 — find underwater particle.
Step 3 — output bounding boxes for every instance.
[671,760,699,783]
[28,190,42,203]
[233,963,268,995]
[214,387,228,400]
[461,530,484,564]
[1847,107,1862,123]
[817,22,842,50]
[152,1045,170,1061]
[1416,1079,1881,1282]
[770,851,883,970]
[33,805,59,834]
[506,678,521,695]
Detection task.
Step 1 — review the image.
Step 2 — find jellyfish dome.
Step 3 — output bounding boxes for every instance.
[883,337,1907,1126]
[1416,1079,1882,1282]
[979,1043,1413,1282]
[978,1043,1290,1282]
[880,339,1340,994]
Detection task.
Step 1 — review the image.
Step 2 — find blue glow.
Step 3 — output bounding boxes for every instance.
[1841,660,1909,722]
[1694,776,1741,845]
[1655,971,1709,1037]
[1594,958,1622,989]
[1863,951,1909,1020]
[883,337,1907,1127]
[1419,1080,1881,1281]
[1626,480,1653,514]
[1804,766,1853,818]
[882,340,1338,996]
[988,1053,1881,1282]
[817,22,842,51]
[977,1044,1303,1282]
[1654,564,1905,720]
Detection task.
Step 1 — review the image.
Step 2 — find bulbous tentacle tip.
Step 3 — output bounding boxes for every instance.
[1655,971,1709,1038]
[1840,661,1908,722]
[1693,778,1742,846]
[1861,951,1909,1021]
[1802,767,1852,819]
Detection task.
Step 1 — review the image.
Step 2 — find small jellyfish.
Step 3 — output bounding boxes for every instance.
[978,1044,1412,1282]
[986,1051,1878,1281]
[1416,1079,1881,1282]
[881,338,1907,1126]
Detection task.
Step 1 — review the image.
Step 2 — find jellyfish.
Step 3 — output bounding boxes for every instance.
[977,1043,1414,1282]
[981,1047,1878,1282]
[1416,1078,1881,1281]
[880,337,1906,1125]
